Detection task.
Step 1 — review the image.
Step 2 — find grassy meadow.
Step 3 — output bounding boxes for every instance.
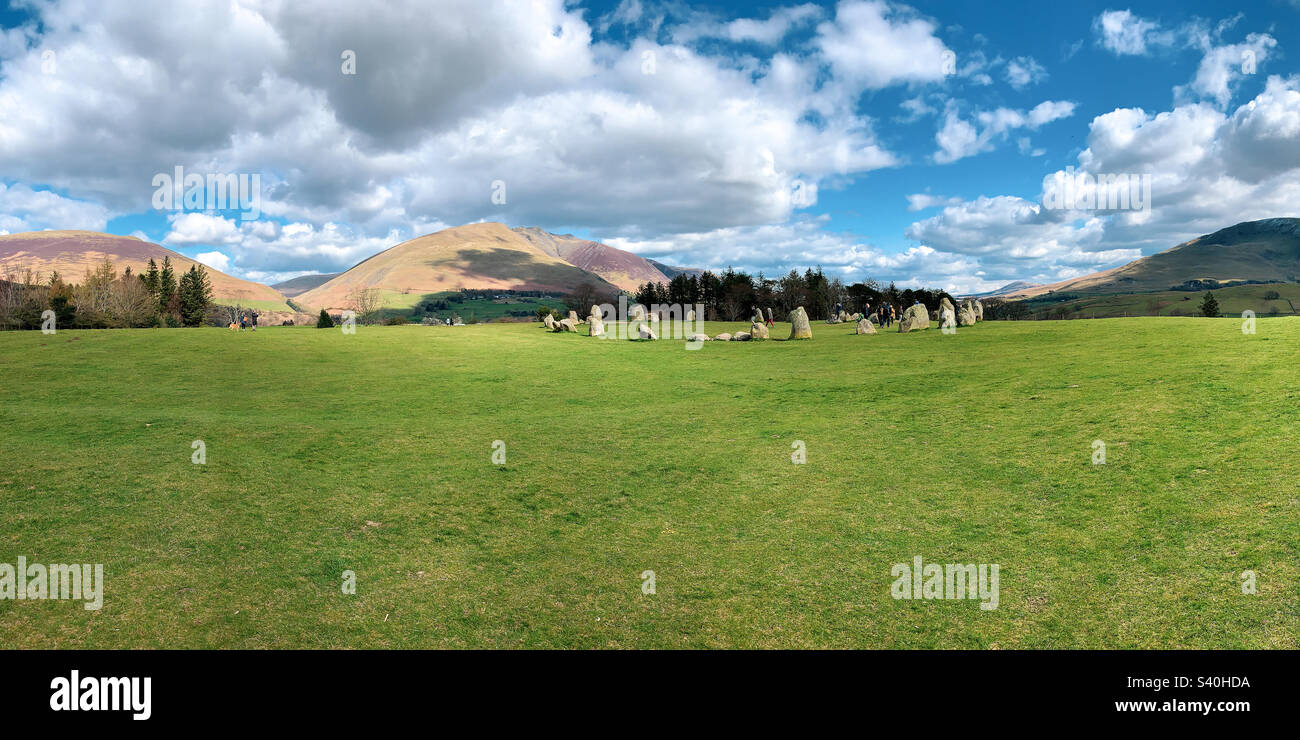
[1023,282,1300,318]
[1,317,1297,648]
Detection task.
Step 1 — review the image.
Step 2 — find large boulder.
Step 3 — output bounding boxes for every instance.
[637,323,657,340]
[751,308,764,324]
[750,321,769,339]
[557,318,578,332]
[733,331,751,341]
[589,316,605,337]
[972,299,984,321]
[688,333,711,342]
[940,296,955,314]
[957,305,976,326]
[856,318,877,335]
[714,333,732,342]
[788,307,812,339]
[543,313,557,330]
[630,304,647,321]
[898,304,930,333]
[568,310,580,323]
[867,312,879,324]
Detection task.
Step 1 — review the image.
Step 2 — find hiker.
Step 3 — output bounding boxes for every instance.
[250,311,258,331]
[765,307,774,327]
[239,313,247,330]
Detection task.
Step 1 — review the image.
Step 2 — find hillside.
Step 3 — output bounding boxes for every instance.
[511,227,669,291]
[967,280,1042,299]
[647,259,705,280]
[273,273,339,297]
[1006,218,1300,298]
[295,222,619,311]
[0,230,290,309]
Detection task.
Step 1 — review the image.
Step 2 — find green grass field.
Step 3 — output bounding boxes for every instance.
[369,289,563,321]
[1,317,1297,648]
[1024,282,1300,319]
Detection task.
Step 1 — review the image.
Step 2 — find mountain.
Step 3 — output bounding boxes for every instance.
[295,222,620,311]
[272,273,339,297]
[1005,218,1300,299]
[647,259,705,280]
[0,230,288,306]
[966,280,1043,299]
[511,227,669,291]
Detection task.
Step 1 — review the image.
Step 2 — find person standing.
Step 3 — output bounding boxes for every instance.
[250,311,258,331]
[765,307,774,327]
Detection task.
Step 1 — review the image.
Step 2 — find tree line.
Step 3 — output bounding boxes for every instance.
[0,256,214,330]
[628,267,958,321]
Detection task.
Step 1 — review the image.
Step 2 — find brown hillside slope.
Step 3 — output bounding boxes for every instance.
[0,230,286,305]
[512,226,669,291]
[296,222,618,311]
[1005,218,1300,298]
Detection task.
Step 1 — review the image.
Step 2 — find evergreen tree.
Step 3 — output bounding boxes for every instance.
[178,265,213,326]
[316,309,334,328]
[143,258,160,298]
[158,256,177,313]
[1199,291,1220,318]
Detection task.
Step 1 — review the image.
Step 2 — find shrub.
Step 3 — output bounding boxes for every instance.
[316,309,334,328]
[1263,290,1281,300]
[385,315,408,325]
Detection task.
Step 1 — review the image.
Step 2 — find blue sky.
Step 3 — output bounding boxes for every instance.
[1,0,1298,293]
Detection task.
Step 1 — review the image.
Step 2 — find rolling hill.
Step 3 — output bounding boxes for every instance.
[0,230,290,309]
[295,222,621,311]
[272,273,339,297]
[511,227,670,291]
[1005,218,1300,299]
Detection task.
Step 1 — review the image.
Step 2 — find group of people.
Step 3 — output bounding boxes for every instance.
[864,302,897,327]
[233,311,258,331]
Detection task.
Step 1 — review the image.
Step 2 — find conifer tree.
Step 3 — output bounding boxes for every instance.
[1199,291,1220,318]
[158,256,177,313]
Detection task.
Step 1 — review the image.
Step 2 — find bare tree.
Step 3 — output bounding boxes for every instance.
[347,286,383,324]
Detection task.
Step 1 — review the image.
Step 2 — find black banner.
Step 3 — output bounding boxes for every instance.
[2,650,1287,728]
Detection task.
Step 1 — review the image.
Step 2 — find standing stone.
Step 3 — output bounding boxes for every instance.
[973,299,984,321]
[638,323,657,340]
[898,304,931,333]
[543,313,557,330]
[686,309,695,321]
[750,321,769,339]
[957,305,976,326]
[630,304,646,321]
[940,306,956,329]
[568,310,580,323]
[589,316,605,337]
[788,306,812,339]
[856,318,877,335]
[751,308,764,324]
